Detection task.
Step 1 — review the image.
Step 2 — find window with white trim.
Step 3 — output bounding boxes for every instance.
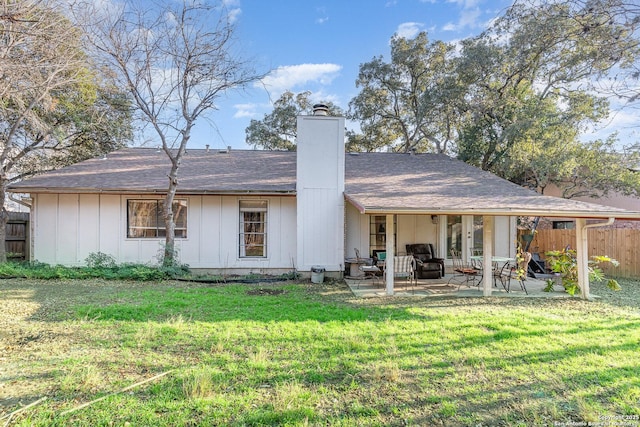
[127,200,187,238]
[239,200,267,257]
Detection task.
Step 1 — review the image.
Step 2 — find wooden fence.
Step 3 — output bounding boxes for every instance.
[6,212,29,261]
[521,228,640,279]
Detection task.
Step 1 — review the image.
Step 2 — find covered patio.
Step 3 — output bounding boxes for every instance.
[344,274,557,298]
[344,153,640,300]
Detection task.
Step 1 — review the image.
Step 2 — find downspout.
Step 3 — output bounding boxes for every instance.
[576,217,615,300]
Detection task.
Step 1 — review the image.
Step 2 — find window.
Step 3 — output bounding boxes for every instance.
[369,215,396,255]
[239,200,267,257]
[472,215,483,252]
[127,200,187,238]
[447,215,462,257]
[553,221,575,230]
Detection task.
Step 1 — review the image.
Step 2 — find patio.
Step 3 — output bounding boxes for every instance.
[344,273,572,298]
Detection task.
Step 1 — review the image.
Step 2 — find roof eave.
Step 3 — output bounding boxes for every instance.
[352,206,640,220]
[8,187,297,196]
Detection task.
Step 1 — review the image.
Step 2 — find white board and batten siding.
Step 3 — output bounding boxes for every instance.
[344,204,517,261]
[296,115,346,273]
[31,193,297,273]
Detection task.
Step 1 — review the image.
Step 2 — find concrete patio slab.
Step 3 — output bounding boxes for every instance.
[344,274,574,298]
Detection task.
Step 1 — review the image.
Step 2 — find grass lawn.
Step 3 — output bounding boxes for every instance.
[1,278,639,426]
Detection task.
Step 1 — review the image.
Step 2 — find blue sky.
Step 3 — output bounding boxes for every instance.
[188,0,637,151]
[193,0,514,150]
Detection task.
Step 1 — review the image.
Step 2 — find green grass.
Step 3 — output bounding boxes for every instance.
[3,279,640,426]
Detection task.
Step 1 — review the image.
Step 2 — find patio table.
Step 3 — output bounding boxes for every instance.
[470,256,515,290]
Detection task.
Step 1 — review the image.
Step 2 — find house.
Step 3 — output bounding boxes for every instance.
[541,185,640,230]
[9,107,640,298]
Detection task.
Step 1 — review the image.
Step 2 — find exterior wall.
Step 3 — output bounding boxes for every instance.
[344,211,516,262]
[493,215,517,258]
[345,203,368,259]
[31,194,297,273]
[296,115,346,272]
[397,214,438,255]
[545,184,640,211]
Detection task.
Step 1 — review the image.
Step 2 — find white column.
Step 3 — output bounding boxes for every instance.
[482,216,494,297]
[575,218,590,300]
[385,214,395,296]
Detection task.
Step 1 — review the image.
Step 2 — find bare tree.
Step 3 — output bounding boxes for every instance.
[0,0,130,262]
[77,0,263,266]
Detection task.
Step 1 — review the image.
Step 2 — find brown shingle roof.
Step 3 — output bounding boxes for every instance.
[9,147,640,219]
[9,148,297,194]
[344,152,638,218]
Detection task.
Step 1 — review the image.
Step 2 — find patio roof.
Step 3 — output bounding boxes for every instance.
[344,152,640,220]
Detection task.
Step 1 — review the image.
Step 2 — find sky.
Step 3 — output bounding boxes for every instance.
[182,0,637,151]
[188,0,512,150]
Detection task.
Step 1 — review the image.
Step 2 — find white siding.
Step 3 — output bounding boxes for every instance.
[78,194,99,260]
[296,115,345,271]
[345,203,368,259]
[34,194,58,263]
[99,195,121,260]
[493,215,517,258]
[397,215,438,254]
[343,210,515,261]
[31,194,297,272]
[57,194,78,264]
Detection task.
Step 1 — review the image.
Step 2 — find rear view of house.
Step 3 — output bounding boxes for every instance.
[9,108,640,298]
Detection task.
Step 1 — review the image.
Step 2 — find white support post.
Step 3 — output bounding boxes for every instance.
[385,214,395,296]
[482,216,494,297]
[575,218,590,300]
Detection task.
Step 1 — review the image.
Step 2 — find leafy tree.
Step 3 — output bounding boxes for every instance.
[454,0,640,197]
[0,0,131,262]
[348,33,459,153]
[246,91,343,150]
[79,0,262,266]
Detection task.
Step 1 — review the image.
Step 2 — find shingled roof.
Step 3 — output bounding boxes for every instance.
[344,152,639,219]
[9,147,640,219]
[9,148,297,194]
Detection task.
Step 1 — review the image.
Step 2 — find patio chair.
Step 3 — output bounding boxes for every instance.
[405,244,444,278]
[394,255,417,291]
[448,249,480,289]
[372,250,386,273]
[355,248,379,287]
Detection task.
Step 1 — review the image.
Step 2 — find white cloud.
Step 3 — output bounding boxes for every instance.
[315,7,329,24]
[221,0,241,24]
[233,103,259,119]
[257,63,342,94]
[227,7,242,23]
[446,0,481,7]
[443,0,483,32]
[396,22,425,39]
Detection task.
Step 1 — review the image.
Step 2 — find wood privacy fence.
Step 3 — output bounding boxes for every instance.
[521,229,640,279]
[6,212,29,261]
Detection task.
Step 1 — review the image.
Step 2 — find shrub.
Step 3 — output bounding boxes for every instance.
[0,258,190,281]
[85,252,117,268]
[544,249,620,295]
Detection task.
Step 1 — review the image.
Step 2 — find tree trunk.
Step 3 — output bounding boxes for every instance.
[163,165,179,267]
[0,180,9,263]
[161,132,189,267]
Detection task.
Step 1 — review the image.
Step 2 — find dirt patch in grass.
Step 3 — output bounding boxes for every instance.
[246,288,287,296]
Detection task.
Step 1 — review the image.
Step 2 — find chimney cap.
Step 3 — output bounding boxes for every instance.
[312,103,329,116]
